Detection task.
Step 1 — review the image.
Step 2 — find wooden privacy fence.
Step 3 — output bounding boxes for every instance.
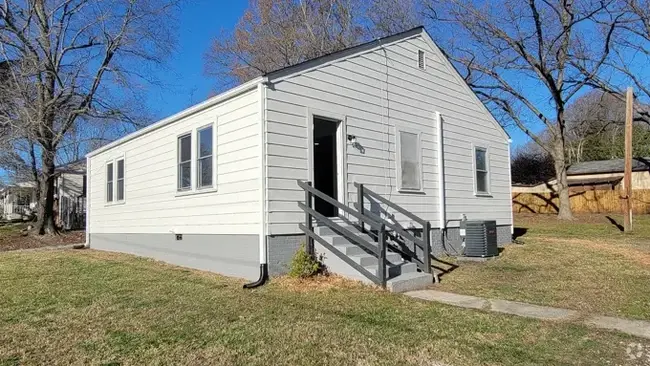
[512,189,650,214]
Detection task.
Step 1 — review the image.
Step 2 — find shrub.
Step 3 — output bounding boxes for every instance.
[288,244,325,278]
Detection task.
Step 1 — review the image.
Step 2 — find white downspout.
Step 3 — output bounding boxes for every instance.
[259,80,268,264]
[436,111,446,231]
[244,78,269,288]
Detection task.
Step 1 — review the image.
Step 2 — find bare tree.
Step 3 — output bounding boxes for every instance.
[426,0,624,220]
[0,0,179,234]
[205,0,422,87]
[586,0,650,123]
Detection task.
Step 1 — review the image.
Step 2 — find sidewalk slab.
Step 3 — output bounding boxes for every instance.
[585,316,650,339]
[404,290,650,339]
[405,290,488,310]
[489,299,579,321]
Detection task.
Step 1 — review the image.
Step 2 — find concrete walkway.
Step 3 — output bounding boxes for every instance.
[405,290,650,340]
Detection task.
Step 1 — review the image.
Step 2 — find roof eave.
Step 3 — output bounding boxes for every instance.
[86,76,264,158]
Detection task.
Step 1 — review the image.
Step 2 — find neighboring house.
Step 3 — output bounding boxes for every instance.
[86,27,513,291]
[0,160,87,229]
[513,157,650,193]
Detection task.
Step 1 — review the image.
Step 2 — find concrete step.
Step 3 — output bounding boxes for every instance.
[364,261,418,279]
[334,243,366,256]
[387,271,434,293]
[349,252,402,266]
[315,224,356,236]
[322,233,376,246]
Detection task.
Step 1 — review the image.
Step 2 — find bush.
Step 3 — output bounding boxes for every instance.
[288,244,325,278]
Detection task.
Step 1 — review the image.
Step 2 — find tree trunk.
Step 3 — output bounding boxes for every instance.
[552,141,574,220]
[37,149,57,235]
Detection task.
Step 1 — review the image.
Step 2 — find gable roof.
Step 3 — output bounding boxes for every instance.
[88,27,510,158]
[265,27,424,81]
[264,26,510,141]
[568,157,650,175]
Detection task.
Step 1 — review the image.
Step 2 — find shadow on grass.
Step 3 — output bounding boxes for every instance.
[605,216,624,232]
[513,227,528,240]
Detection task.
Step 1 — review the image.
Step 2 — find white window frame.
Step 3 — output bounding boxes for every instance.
[473,144,491,196]
[116,158,125,202]
[106,161,114,203]
[177,132,192,192]
[395,126,424,193]
[105,154,126,205]
[176,121,218,196]
[196,123,216,190]
[417,49,426,70]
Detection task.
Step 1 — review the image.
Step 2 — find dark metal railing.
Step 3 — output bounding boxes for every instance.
[297,180,389,288]
[354,182,432,274]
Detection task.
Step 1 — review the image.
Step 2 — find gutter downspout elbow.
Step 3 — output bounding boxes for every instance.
[244,78,270,289]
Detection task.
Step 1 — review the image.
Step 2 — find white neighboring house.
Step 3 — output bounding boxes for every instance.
[1,159,86,230]
[86,27,513,291]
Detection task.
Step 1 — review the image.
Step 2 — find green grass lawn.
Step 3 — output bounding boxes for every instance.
[437,214,650,321]
[0,249,645,365]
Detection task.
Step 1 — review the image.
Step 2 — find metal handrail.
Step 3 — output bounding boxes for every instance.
[355,183,431,274]
[297,180,388,288]
[354,182,427,227]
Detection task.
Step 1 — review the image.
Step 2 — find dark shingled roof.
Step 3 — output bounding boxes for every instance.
[567,157,650,175]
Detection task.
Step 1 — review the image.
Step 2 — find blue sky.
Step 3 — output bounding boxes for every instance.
[143,0,248,121]
[144,1,536,147]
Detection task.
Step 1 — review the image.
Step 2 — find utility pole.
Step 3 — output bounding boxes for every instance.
[624,87,634,233]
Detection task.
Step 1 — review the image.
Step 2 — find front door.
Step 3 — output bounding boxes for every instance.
[313,117,339,217]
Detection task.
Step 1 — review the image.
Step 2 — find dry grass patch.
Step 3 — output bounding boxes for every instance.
[438,214,650,321]
[0,249,645,365]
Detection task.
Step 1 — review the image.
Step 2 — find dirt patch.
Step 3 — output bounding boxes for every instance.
[0,223,84,252]
[273,274,374,293]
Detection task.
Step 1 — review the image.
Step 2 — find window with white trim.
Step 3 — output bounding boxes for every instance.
[178,134,192,191]
[397,129,422,192]
[197,125,213,188]
[474,146,490,195]
[106,162,114,202]
[116,159,125,201]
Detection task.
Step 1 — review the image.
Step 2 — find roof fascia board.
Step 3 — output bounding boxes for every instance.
[86,77,264,158]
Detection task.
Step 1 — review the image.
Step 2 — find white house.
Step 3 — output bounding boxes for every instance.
[1,160,86,229]
[86,28,513,292]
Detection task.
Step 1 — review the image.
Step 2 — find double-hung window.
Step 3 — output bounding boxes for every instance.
[106,162,114,202]
[178,134,192,191]
[396,128,422,192]
[106,158,125,203]
[197,126,213,188]
[474,146,490,195]
[116,159,125,201]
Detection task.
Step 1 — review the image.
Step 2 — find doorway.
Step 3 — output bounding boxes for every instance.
[313,117,340,217]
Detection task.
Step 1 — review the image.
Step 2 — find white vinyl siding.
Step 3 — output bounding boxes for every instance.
[88,88,259,235]
[396,128,422,192]
[264,33,511,234]
[106,163,113,202]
